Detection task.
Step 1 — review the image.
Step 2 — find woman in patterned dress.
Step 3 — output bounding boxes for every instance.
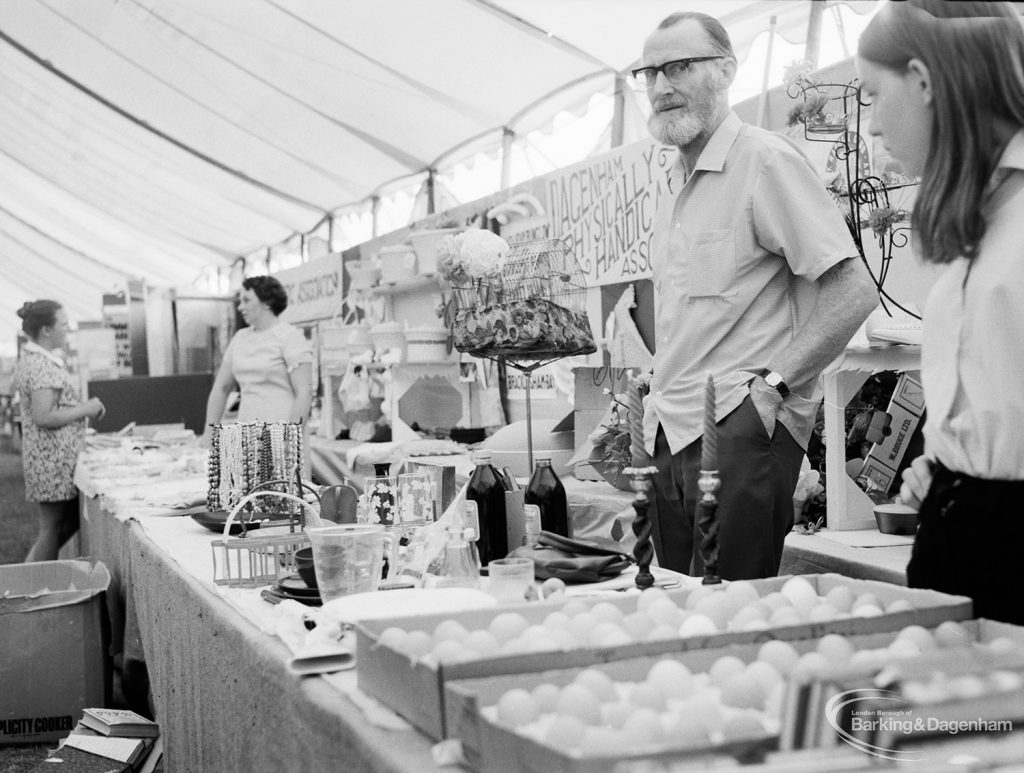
[13,300,105,561]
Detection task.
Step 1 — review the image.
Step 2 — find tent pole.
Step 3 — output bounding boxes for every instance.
[611,73,626,148]
[804,0,826,68]
[426,169,436,216]
[755,15,778,128]
[500,127,514,190]
[371,196,381,238]
[301,234,309,263]
[327,216,335,252]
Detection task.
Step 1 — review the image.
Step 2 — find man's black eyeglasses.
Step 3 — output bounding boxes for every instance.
[629,56,725,90]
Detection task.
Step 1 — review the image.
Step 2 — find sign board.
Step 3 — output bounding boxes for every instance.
[540,141,676,288]
[276,254,344,323]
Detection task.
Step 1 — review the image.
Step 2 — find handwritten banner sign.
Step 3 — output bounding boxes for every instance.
[543,141,677,287]
[276,254,343,323]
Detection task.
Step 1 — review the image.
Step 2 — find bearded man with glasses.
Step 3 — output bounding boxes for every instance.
[636,12,877,579]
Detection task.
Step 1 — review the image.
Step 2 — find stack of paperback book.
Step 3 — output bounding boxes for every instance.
[31,708,161,773]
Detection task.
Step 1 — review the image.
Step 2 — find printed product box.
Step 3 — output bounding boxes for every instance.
[0,559,111,745]
[857,372,925,496]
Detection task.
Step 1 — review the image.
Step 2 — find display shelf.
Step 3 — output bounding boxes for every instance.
[367,274,440,296]
[823,344,921,531]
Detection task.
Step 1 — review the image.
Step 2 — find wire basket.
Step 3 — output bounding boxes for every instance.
[449,237,596,359]
[211,490,322,587]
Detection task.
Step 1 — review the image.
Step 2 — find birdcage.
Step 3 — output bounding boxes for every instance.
[449,237,596,359]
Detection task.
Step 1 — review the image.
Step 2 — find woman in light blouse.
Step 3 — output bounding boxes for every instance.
[857,0,1024,623]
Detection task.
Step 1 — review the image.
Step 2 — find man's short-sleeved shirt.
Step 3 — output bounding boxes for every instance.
[643,112,859,455]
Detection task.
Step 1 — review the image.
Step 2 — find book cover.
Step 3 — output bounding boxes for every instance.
[80,708,159,738]
[62,735,149,767]
[29,745,132,773]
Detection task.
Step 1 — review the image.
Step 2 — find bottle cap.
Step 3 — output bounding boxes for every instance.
[473,449,493,463]
[534,454,552,463]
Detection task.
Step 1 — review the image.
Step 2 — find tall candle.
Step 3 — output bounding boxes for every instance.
[701,373,717,471]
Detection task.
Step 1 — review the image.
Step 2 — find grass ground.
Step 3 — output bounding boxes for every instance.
[0,443,68,771]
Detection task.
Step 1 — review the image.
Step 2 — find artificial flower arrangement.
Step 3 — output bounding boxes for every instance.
[581,369,652,491]
[437,229,596,359]
[783,59,850,133]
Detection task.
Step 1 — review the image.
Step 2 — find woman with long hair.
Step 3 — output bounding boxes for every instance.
[857,0,1024,623]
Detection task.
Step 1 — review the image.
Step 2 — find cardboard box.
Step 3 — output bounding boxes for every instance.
[0,559,112,745]
[448,618,1024,773]
[354,574,972,739]
[857,372,925,496]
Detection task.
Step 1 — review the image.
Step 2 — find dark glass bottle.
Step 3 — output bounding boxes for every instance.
[466,450,508,566]
[524,455,569,537]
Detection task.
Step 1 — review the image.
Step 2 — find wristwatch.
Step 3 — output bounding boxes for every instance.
[758,368,790,397]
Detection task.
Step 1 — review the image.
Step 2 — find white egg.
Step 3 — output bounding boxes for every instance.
[532,682,560,712]
[987,636,1019,655]
[851,593,881,612]
[600,701,632,730]
[496,688,539,727]
[934,621,973,649]
[720,671,766,710]
[540,577,567,599]
[816,634,855,667]
[885,599,913,614]
[663,710,711,745]
[757,640,801,676]
[792,651,831,681]
[724,580,761,609]
[402,629,434,658]
[896,625,936,651]
[433,619,469,643]
[729,603,767,631]
[760,591,792,611]
[463,629,500,656]
[488,612,530,643]
[648,660,695,701]
[635,586,672,613]
[377,626,408,650]
[568,612,600,642]
[678,613,718,637]
[709,655,746,687]
[574,667,618,702]
[684,585,716,610]
[745,660,783,695]
[721,711,766,741]
[692,593,734,630]
[544,714,587,749]
[622,611,656,640]
[646,598,684,628]
[887,638,921,659]
[629,681,667,711]
[780,576,818,606]
[561,599,591,618]
[582,726,623,756]
[619,708,665,746]
[768,605,804,627]
[525,636,560,653]
[824,585,856,613]
[647,623,680,641]
[590,601,626,626]
[556,683,602,725]
[431,638,472,663]
[807,602,839,623]
[852,604,883,618]
[542,611,573,632]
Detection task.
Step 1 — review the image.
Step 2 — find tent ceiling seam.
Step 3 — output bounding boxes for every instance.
[0,26,328,215]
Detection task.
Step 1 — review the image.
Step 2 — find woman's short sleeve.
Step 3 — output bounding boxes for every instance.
[282,325,313,373]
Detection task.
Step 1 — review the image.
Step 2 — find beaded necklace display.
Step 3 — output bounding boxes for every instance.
[207,421,304,514]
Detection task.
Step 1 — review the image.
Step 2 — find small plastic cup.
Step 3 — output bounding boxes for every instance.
[306,524,394,602]
[486,557,535,604]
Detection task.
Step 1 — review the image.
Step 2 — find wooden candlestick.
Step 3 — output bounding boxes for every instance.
[698,469,722,584]
[625,465,658,590]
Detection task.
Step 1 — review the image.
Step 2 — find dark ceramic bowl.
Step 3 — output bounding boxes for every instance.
[874,504,919,536]
[294,546,317,588]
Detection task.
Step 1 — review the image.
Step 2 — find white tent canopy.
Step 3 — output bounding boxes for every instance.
[0,0,883,354]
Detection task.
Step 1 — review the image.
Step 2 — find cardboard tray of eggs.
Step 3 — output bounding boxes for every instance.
[445,618,1024,773]
[353,574,972,740]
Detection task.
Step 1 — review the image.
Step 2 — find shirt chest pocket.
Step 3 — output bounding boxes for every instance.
[684,229,737,299]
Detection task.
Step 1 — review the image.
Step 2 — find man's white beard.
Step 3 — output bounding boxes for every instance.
[649,109,705,147]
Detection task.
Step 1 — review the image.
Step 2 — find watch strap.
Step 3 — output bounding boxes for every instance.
[758,368,790,397]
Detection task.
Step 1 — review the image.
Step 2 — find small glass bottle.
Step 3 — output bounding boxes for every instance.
[435,526,482,589]
[525,454,569,537]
